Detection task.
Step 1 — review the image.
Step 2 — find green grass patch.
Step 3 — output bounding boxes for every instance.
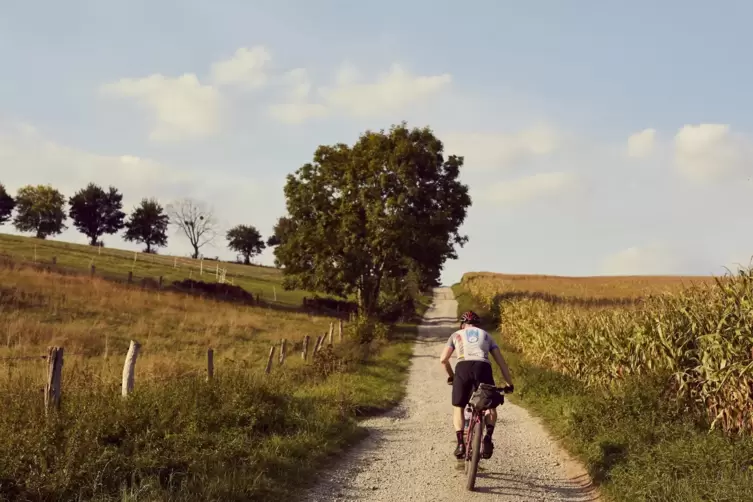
[451,283,753,502]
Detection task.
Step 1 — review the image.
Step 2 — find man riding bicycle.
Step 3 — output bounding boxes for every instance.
[440,310,514,460]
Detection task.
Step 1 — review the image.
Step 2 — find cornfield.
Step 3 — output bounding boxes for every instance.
[461,270,753,435]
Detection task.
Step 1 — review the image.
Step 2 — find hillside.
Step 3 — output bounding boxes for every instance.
[0,233,314,307]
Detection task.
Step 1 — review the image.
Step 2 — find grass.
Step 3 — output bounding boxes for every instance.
[0,260,419,501]
[0,233,319,307]
[452,279,753,502]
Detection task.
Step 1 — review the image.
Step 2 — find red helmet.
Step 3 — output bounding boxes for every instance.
[460,310,481,325]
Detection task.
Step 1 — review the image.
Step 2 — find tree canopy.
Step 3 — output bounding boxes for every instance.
[0,184,15,224]
[273,122,471,316]
[13,185,67,239]
[124,198,169,253]
[68,183,126,246]
[226,224,265,264]
[266,216,293,247]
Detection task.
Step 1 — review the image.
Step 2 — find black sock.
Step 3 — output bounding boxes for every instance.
[456,430,464,444]
[485,424,495,438]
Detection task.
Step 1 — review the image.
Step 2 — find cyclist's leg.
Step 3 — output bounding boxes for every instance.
[476,362,497,458]
[451,361,473,458]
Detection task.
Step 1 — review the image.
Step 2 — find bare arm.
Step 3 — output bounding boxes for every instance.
[440,345,455,379]
[490,347,513,387]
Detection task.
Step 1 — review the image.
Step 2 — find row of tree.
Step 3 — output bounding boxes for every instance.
[0,183,274,264]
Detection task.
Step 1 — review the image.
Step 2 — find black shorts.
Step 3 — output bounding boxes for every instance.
[452,360,495,407]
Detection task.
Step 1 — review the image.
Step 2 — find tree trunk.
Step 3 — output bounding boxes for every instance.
[244,254,250,265]
[191,245,199,259]
[89,235,99,246]
[35,229,46,239]
[146,242,152,253]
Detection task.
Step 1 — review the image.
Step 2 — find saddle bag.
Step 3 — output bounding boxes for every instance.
[469,383,503,410]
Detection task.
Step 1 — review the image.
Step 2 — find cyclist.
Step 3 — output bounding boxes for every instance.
[440,310,514,460]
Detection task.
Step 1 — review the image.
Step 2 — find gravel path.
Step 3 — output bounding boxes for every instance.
[303,287,600,502]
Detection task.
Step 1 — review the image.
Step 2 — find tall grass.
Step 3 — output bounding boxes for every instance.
[0,262,417,501]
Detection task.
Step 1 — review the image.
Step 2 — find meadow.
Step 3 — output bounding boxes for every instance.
[0,257,420,501]
[456,268,753,501]
[0,233,310,307]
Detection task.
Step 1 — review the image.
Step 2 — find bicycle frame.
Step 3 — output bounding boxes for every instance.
[462,385,507,491]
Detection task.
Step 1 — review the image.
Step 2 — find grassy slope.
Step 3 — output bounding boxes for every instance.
[0,258,420,501]
[0,233,315,307]
[452,283,753,502]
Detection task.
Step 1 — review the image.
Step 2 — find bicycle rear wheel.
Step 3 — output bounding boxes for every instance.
[465,418,482,490]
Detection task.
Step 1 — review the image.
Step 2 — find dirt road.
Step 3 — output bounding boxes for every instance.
[303,287,599,501]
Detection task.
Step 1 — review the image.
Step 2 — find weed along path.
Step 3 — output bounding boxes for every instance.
[303,287,600,502]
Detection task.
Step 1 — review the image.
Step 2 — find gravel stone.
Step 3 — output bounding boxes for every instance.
[303,287,601,502]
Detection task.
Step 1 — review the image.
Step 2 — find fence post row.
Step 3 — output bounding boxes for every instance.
[265,346,276,374]
[302,335,310,360]
[122,340,140,397]
[207,348,214,381]
[45,346,64,414]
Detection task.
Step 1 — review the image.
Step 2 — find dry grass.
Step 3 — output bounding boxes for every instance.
[0,260,338,389]
[0,233,316,306]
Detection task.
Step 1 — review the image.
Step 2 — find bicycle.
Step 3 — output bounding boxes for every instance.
[461,383,512,491]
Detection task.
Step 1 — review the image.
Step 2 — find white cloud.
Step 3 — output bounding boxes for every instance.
[269,63,452,122]
[267,69,329,124]
[210,46,271,89]
[601,243,682,275]
[673,123,753,182]
[478,171,577,207]
[0,123,262,254]
[101,73,221,141]
[627,128,656,158]
[443,125,561,171]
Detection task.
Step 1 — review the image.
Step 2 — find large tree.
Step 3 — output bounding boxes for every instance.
[266,216,293,247]
[68,183,126,246]
[166,198,217,259]
[273,122,471,316]
[13,185,67,239]
[123,198,169,253]
[227,224,265,264]
[0,184,15,224]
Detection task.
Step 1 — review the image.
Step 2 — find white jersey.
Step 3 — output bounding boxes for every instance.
[446,326,498,364]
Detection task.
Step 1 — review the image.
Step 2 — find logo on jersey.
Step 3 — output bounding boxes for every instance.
[466,328,480,343]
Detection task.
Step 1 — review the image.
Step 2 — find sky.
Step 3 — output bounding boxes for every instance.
[1,0,753,285]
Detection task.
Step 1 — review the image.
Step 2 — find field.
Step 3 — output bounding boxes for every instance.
[0,256,420,501]
[455,267,753,501]
[0,233,314,307]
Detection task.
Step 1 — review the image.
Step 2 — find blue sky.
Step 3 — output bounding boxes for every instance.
[1,0,752,284]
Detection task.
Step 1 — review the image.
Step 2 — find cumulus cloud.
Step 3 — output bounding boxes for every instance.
[210,46,271,89]
[0,123,262,253]
[269,63,452,122]
[601,243,684,275]
[101,73,221,141]
[673,123,753,182]
[268,69,328,124]
[442,125,561,171]
[627,128,656,158]
[478,171,577,207]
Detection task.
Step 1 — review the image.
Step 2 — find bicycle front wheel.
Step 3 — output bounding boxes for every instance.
[465,418,482,490]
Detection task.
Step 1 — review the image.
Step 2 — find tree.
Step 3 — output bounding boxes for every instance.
[68,183,126,246]
[123,198,169,253]
[13,185,67,239]
[227,224,266,264]
[0,184,15,224]
[166,198,217,259]
[266,216,293,247]
[273,122,471,316]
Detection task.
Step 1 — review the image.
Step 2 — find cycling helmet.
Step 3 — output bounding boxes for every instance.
[460,310,481,326]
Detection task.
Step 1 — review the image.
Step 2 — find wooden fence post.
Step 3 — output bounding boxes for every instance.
[127,271,133,284]
[51,256,57,266]
[158,276,163,289]
[302,335,310,360]
[328,322,334,346]
[90,264,96,277]
[338,320,343,343]
[122,340,140,397]
[265,346,276,374]
[314,335,324,353]
[207,348,214,381]
[45,346,63,414]
[279,339,287,365]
